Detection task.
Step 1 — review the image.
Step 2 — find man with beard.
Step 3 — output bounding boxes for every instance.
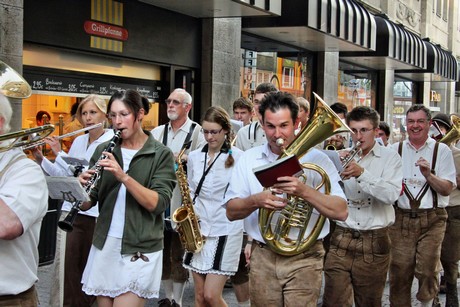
[151,88,205,307]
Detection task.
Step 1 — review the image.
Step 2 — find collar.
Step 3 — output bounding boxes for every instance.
[200,141,231,154]
[168,117,193,133]
[407,136,435,151]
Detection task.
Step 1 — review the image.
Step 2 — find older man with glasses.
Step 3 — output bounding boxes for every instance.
[151,88,206,307]
[390,104,456,307]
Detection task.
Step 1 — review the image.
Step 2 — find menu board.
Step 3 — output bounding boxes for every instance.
[24,68,163,100]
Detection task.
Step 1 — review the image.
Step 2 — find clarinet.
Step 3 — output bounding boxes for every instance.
[58,130,122,232]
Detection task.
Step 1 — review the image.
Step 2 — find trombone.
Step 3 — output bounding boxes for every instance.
[0,60,32,99]
[0,125,55,152]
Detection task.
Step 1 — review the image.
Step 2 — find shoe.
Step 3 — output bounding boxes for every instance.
[171,299,180,307]
[432,295,441,307]
[224,278,233,289]
[158,298,172,307]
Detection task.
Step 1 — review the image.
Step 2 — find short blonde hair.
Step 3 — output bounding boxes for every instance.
[76,94,107,124]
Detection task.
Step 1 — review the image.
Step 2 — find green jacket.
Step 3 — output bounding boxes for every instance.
[89,131,176,254]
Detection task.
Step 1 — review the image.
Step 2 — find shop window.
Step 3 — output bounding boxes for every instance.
[282,67,294,89]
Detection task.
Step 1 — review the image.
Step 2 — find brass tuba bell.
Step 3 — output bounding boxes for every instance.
[258,92,352,256]
[439,115,460,146]
[0,60,32,99]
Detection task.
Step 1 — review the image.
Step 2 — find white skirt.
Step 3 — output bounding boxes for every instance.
[183,231,243,276]
[81,236,162,299]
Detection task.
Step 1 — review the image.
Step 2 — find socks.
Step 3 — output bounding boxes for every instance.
[172,282,186,306]
[163,279,173,299]
[237,300,250,307]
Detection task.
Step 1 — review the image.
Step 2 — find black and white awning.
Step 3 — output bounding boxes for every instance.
[340,15,426,71]
[242,0,376,53]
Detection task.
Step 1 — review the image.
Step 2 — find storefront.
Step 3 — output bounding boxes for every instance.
[22,0,203,135]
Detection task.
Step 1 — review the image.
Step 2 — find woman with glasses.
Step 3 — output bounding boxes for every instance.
[79,89,176,307]
[183,106,244,307]
[32,94,113,307]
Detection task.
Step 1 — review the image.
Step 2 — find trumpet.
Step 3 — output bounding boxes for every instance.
[21,123,103,150]
[58,129,122,232]
[339,141,362,179]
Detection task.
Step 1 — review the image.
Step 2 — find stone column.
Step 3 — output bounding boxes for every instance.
[316,52,339,104]
[201,18,241,116]
[0,0,25,132]
[377,69,395,128]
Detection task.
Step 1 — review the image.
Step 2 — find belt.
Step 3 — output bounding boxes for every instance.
[253,240,266,248]
[335,225,388,239]
[394,206,437,218]
[347,198,372,207]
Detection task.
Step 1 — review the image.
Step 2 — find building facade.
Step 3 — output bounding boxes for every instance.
[0,0,458,144]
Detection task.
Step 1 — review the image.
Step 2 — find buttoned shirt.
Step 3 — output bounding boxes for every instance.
[41,130,114,217]
[448,145,460,207]
[235,121,266,151]
[187,145,243,237]
[151,118,206,221]
[224,143,346,243]
[391,137,456,209]
[0,149,48,295]
[337,142,402,230]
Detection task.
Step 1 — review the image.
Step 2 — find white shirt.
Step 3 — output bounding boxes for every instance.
[448,145,460,207]
[235,121,266,151]
[224,143,346,243]
[151,118,206,225]
[41,130,115,217]
[187,145,243,237]
[0,149,48,295]
[337,142,403,230]
[108,148,138,238]
[391,138,456,209]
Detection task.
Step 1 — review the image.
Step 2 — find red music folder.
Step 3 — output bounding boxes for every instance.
[253,154,303,188]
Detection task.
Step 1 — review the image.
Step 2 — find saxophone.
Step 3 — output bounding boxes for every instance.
[172,142,204,253]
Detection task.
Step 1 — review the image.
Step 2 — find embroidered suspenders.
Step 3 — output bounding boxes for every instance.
[398,141,439,216]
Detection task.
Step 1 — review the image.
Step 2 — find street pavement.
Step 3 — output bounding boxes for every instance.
[37,262,457,306]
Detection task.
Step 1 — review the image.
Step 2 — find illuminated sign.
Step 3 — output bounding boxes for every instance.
[430,90,441,103]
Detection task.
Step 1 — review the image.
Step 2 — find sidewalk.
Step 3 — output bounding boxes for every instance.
[37,263,456,306]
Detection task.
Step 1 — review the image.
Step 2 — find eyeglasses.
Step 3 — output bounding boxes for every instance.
[165,99,183,106]
[108,112,131,120]
[351,127,374,135]
[406,119,429,125]
[201,128,223,135]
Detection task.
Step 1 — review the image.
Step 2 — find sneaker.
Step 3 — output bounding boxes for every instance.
[171,299,180,307]
[158,298,172,307]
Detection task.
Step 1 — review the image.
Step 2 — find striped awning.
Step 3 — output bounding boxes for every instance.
[424,41,458,81]
[242,0,376,52]
[340,15,427,70]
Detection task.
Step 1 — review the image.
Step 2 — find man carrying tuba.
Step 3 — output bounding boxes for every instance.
[225,91,348,306]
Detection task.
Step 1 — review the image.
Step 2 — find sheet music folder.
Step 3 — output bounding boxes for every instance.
[46,177,90,202]
[253,154,303,188]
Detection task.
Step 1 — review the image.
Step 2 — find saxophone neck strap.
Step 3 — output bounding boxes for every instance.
[193,150,222,203]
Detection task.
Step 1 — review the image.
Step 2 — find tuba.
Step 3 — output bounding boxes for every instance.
[258,92,352,256]
[172,142,204,253]
[439,115,460,146]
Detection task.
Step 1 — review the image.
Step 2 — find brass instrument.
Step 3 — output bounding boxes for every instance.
[258,92,352,256]
[339,141,362,179]
[0,60,32,99]
[439,115,460,146]
[172,141,204,253]
[58,130,122,232]
[21,123,103,150]
[0,124,55,152]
